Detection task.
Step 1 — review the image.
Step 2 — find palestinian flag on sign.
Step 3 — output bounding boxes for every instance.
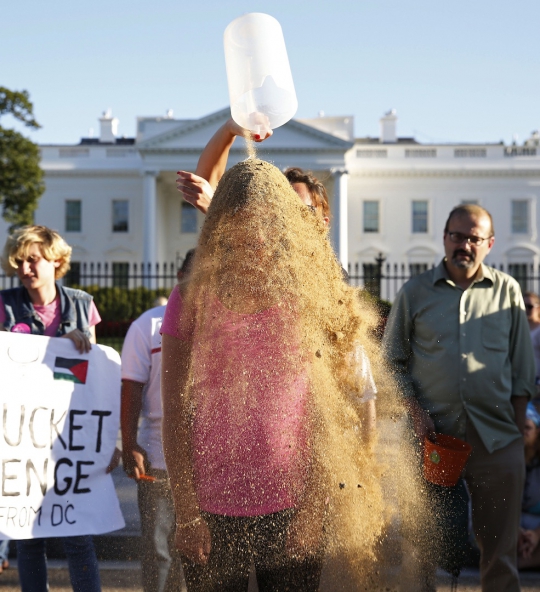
[53,357,89,384]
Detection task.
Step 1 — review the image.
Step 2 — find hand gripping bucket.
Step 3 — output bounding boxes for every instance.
[423,434,472,487]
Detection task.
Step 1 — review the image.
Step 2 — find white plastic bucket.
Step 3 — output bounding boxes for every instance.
[224,13,298,133]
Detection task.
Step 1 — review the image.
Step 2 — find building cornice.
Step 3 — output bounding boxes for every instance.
[44,169,141,178]
[350,168,540,178]
[140,146,349,156]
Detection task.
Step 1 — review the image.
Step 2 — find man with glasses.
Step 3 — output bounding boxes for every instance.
[384,204,535,592]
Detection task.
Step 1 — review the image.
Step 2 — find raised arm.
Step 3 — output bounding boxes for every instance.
[197,119,249,188]
[176,118,272,214]
[121,380,147,478]
[161,333,211,564]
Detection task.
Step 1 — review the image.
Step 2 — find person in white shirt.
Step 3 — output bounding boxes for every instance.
[121,250,195,592]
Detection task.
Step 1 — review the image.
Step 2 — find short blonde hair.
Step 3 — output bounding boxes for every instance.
[1,225,72,279]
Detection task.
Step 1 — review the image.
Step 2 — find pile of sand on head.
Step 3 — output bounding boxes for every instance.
[184,159,430,590]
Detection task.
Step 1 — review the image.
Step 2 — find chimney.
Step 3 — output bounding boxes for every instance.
[379,109,397,143]
[99,109,119,143]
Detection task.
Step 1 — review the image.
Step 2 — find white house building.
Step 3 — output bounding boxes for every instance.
[1,107,539,299]
[343,110,540,286]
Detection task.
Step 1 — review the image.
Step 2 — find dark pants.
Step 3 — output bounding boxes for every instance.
[182,510,323,592]
[463,422,524,592]
[137,471,185,592]
[423,422,525,592]
[16,536,100,592]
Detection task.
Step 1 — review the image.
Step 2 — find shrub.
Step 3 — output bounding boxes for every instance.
[71,285,171,336]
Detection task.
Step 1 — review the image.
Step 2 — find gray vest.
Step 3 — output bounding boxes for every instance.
[1,283,93,337]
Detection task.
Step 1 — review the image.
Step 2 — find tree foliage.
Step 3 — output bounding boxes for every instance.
[0,87,44,228]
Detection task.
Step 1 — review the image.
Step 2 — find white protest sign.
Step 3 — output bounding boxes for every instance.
[0,332,125,539]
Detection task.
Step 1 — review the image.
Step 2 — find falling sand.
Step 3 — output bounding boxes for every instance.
[243,130,258,160]
[180,159,435,590]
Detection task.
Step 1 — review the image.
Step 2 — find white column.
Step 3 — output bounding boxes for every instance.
[143,170,158,287]
[331,168,349,271]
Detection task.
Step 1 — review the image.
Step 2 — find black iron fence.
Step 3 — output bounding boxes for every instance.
[1,259,538,340]
[0,263,179,344]
[64,261,180,291]
[348,259,539,302]
[0,261,180,292]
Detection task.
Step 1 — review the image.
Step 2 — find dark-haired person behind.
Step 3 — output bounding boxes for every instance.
[0,225,103,592]
[383,204,535,592]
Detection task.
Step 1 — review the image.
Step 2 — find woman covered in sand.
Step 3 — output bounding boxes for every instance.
[161,159,381,591]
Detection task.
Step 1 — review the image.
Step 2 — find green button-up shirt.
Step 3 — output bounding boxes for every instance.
[383,260,535,453]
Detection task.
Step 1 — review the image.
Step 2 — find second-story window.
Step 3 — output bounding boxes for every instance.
[112,200,129,232]
[65,200,81,232]
[363,201,380,233]
[511,200,529,234]
[181,202,198,234]
[412,201,428,233]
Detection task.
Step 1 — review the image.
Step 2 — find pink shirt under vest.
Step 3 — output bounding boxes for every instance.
[0,294,101,336]
[161,286,310,517]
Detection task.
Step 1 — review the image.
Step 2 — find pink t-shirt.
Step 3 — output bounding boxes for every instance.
[0,293,101,336]
[162,287,310,517]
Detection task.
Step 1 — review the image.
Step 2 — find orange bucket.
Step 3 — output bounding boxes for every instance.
[423,434,472,487]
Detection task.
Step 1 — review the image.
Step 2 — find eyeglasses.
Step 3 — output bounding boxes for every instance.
[447,232,491,246]
[525,304,537,311]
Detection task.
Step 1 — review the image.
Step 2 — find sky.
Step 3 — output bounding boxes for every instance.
[2,0,539,146]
